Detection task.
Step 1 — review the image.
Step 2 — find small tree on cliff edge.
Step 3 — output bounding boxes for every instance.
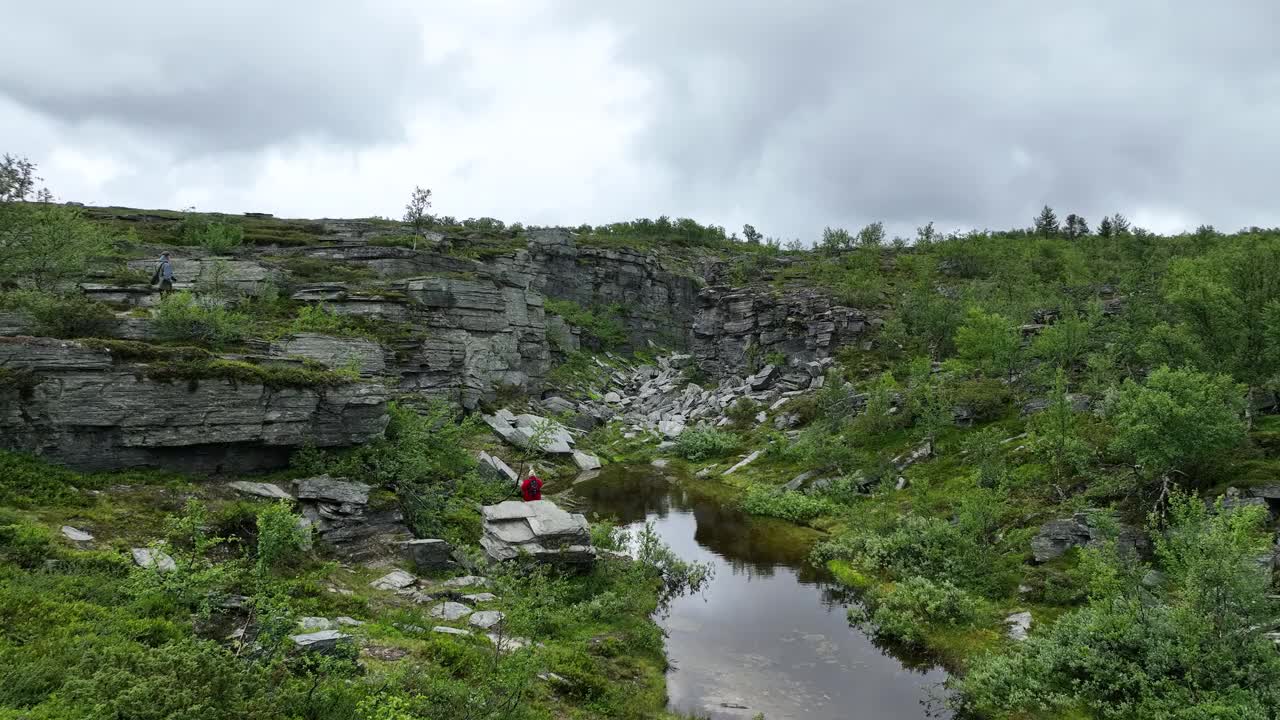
[403,186,433,249]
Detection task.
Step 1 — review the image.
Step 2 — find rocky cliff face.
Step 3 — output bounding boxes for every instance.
[692,285,869,376]
[1,221,872,471]
[0,337,389,472]
[525,230,699,350]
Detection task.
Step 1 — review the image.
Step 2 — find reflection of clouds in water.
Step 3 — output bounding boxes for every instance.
[579,465,950,719]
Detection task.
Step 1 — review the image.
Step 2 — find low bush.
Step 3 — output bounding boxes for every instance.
[179,217,244,252]
[955,494,1280,717]
[146,358,357,389]
[293,403,500,543]
[740,486,840,523]
[672,428,739,461]
[0,290,114,338]
[847,575,981,646]
[544,298,628,350]
[151,292,252,349]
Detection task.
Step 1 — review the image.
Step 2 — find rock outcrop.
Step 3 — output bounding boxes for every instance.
[293,475,411,560]
[1030,513,1148,563]
[480,500,596,568]
[691,286,868,377]
[527,229,699,350]
[0,337,389,472]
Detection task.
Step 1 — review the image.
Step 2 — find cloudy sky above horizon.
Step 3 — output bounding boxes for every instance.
[4,1,1279,241]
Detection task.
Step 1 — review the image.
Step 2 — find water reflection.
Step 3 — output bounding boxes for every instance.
[570,464,949,720]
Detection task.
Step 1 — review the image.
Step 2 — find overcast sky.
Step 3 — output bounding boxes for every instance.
[4,1,1278,241]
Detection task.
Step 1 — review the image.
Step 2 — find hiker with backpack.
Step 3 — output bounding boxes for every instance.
[520,474,543,502]
[151,252,176,296]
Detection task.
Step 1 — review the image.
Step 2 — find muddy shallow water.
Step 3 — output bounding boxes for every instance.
[569,464,949,720]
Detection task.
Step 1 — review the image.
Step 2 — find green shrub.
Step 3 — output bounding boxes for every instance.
[955,307,1022,376]
[0,290,115,338]
[726,396,760,426]
[740,486,839,523]
[544,298,627,350]
[815,497,1020,599]
[284,303,353,336]
[151,292,252,349]
[293,403,495,543]
[254,501,309,577]
[179,216,244,252]
[0,203,114,286]
[949,375,1011,421]
[847,575,981,646]
[672,428,739,461]
[0,515,55,568]
[955,494,1280,717]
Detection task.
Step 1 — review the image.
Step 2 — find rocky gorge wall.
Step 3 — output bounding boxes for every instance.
[0,337,389,472]
[0,221,871,471]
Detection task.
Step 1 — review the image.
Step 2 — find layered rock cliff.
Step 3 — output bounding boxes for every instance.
[0,215,871,471]
[0,337,388,472]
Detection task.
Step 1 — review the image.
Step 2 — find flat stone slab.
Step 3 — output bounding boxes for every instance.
[723,450,762,476]
[477,451,518,483]
[572,451,602,471]
[485,633,530,652]
[469,610,505,629]
[1006,611,1033,641]
[290,630,351,653]
[61,526,94,542]
[432,626,471,636]
[228,481,293,500]
[428,602,473,621]
[370,569,417,590]
[131,548,176,572]
[293,476,370,505]
[482,501,536,522]
[442,575,491,589]
[298,616,334,631]
[398,538,453,571]
[462,592,498,603]
[335,616,364,627]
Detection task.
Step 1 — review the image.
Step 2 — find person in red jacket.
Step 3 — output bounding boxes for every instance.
[520,474,543,502]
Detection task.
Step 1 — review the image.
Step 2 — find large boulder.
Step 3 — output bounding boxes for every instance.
[1030,513,1148,563]
[293,475,410,560]
[479,500,595,568]
[398,538,454,572]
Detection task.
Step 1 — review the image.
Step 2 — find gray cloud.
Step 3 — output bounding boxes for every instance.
[4,3,1279,238]
[0,1,428,153]
[551,1,1280,236]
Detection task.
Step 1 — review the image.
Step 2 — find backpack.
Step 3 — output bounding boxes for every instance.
[150,265,161,285]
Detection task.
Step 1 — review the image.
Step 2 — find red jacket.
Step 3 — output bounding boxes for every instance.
[520,475,543,502]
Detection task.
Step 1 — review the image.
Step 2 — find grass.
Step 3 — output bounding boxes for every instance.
[144,358,360,389]
[0,450,677,720]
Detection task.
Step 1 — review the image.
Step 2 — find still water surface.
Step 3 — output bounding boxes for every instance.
[569,464,948,720]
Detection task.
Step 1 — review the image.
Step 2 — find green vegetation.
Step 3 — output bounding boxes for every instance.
[0,202,115,288]
[145,357,359,389]
[544,298,628,350]
[955,494,1280,718]
[178,214,245,252]
[671,428,739,462]
[0,415,688,719]
[662,210,1280,716]
[0,290,115,337]
[151,292,252,349]
[740,487,840,523]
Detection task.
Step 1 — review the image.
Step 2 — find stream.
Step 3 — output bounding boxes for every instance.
[569,464,949,720]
